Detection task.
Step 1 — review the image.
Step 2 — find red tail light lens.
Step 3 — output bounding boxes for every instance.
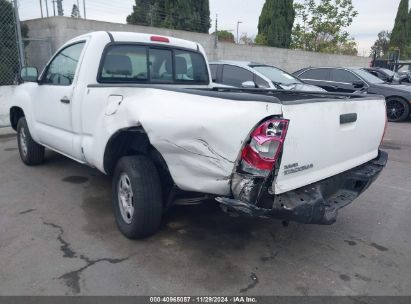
[151,36,170,43]
[241,119,289,176]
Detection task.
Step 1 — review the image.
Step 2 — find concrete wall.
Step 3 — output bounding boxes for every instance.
[22,17,369,72]
[0,86,14,127]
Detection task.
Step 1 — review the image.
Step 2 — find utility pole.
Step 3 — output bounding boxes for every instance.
[13,0,26,68]
[56,0,63,16]
[236,21,242,44]
[76,0,80,17]
[52,0,56,16]
[45,0,49,17]
[83,0,86,19]
[39,0,43,18]
[214,14,218,49]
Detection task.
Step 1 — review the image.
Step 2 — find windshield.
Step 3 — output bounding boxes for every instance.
[380,68,401,81]
[251,65,302,85]
[356,69,385,84]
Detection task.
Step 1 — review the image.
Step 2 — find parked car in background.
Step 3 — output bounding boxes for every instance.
[398,69,411,84]
[294,67,411,122]
[363,67,410,85]
[210,61,325,92]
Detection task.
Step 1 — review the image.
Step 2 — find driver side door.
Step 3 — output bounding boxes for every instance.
[33,41,86,157]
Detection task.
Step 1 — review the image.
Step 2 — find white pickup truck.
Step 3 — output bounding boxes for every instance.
[10,31,388,239]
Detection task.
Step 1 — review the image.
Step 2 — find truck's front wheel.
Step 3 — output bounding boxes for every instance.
[17,117,45,166]
[112,155,163,239]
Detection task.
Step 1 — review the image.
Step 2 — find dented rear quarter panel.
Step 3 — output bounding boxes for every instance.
[82,87,283,195]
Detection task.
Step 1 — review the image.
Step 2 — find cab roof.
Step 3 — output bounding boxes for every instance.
[66,31,201,52]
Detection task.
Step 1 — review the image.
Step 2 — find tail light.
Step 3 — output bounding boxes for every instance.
[241,119,289,176]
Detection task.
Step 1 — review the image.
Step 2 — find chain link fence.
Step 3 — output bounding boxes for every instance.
[0,0,22,86]
[23,38,53,70]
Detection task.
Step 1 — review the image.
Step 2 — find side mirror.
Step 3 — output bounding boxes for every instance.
[241,81,257,88]
[352,81,365,88]
[20,67,38,82]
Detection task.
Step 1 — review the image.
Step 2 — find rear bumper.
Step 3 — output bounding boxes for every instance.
[216,150,388,225]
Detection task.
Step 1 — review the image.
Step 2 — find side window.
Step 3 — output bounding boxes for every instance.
[255,75,270,88]
[376,71,387,81]
[44,42,85,85]
[100,45,148,81]
[299,68,331,81]
[222,65,254,87]
[210,64,218,82]
[331,69,360,83]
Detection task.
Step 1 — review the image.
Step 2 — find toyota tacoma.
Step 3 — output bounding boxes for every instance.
[10,31,388,238]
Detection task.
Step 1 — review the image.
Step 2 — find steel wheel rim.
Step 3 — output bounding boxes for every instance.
[19,126,28,157]
[387,99,405,120]
[117,173,134,224]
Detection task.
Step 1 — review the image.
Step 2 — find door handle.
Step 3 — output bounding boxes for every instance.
[340,113,357,124]
[60,97,70,104]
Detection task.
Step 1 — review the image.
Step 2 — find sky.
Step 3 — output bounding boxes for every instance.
[18,0,403,56]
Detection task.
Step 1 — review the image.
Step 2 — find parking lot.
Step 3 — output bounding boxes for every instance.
[0,122,410,296]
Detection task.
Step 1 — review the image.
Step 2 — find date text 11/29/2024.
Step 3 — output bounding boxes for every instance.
[149,296,258,303]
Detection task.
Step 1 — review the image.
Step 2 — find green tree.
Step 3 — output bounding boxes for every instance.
[71,4,80,18]
[127,0,210,33]
[212,30,235,43]
[257,0,295,48]
[390,0,408,59]
[240,33,254,45]
[371,31,391,58]
[291,0,358,55]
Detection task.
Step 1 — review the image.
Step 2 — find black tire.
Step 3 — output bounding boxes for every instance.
[112,155,163,239]
[17,117,45,166]
[386,97,410,122]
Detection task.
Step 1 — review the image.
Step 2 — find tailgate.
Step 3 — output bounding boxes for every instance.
[274,97,386,194]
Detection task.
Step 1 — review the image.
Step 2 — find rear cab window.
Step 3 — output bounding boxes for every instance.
[98,44,209,84]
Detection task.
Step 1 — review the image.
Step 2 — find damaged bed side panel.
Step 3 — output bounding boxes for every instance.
[84,88,283,195]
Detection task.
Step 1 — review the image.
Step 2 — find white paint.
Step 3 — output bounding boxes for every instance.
[9,31,386,200]
[276,97,386,194]
[0,86,15,127]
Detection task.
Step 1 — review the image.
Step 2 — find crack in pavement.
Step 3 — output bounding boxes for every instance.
[19,208,36,215]
[43,221,76,258]
[59,254,128,294]
[42,220,129,294]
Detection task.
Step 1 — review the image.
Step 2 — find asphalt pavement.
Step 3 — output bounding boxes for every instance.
[0,122,410,296]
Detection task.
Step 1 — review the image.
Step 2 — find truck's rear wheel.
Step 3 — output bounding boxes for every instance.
[17,117,45,166]
[386,97,410,122]
[112,155,163,239]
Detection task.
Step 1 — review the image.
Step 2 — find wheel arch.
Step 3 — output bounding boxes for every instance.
[386,95,409,103]
[9,106,25,130]
[103,126,175,196]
